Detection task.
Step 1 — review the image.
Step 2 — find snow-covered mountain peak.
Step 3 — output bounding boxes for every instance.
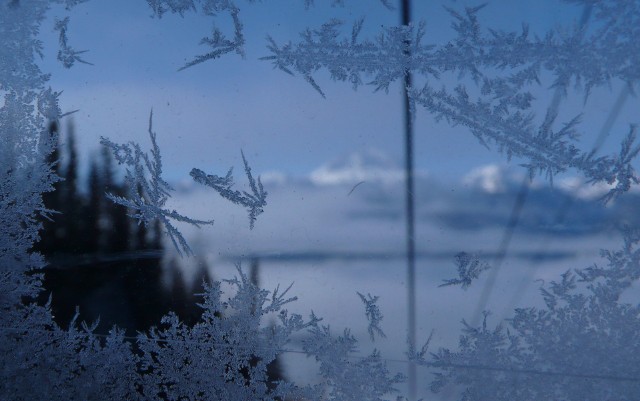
[309,148,404,186]
[462,164,511,193]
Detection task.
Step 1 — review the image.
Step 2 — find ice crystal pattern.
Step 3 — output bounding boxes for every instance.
[145,0,247,70]
[191,150,267,230]
[100,111,215,257]
[440,252,492,290]
[357,291,386,341]
[426,229,640,400]
[54,16,92,69]
[136,265,308,401]
[263,2,640,200]
[147,0,396,70]
[2,1,640,400]
[100,111,267,256]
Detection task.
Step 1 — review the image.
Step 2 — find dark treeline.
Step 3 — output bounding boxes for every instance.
[33,121,285,385]
[35,119,162,256]
[34,120,210,335]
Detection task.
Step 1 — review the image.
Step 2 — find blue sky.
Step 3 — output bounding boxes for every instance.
[37,0,638,184]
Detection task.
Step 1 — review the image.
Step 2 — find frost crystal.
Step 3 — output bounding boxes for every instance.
[263,4,640,198]
[3,1,640,400]
[146,0,196,17]
[262,19,427,97]
[54,17,92,69]
[357,291,386,341]
[440,252,491,290]
[145,0,247,70]
[100,110,214,257]
[303,325,404,401]
[190,150,267,230]
[136,265,307,400]
[179,2,245,70]
[303,0,394,10]
[431,230,640,400]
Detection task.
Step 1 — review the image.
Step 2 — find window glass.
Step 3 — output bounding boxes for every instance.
[2,1,639,399]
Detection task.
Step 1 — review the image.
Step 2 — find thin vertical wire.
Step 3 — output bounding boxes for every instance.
[401,0,416,399]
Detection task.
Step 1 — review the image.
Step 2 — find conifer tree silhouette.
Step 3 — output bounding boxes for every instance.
[34,121,218,336]
[60,120,79,253]
[83,157,101,254]
[33,121,62,255]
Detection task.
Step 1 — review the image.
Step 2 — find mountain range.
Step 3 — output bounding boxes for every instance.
[172,149,640,260]
[260,150,639,237]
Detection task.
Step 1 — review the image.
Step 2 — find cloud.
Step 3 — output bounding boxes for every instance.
[461,163,532,194]
[557,176,640,201]
[309,148,406,186]
[166,153,633,266]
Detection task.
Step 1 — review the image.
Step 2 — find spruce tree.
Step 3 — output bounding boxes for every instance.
[34,121,62,255]
[83,157,101,254]
[61,120,80,253]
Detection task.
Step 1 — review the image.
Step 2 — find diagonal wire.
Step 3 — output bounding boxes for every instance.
[470,176,529,326]
[469,3,594,326]
[500,82,633,319]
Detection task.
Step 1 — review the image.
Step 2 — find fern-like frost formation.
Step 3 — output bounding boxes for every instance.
[100,110,215,257]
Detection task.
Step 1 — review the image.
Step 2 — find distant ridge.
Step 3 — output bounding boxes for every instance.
[222,249,576,263]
